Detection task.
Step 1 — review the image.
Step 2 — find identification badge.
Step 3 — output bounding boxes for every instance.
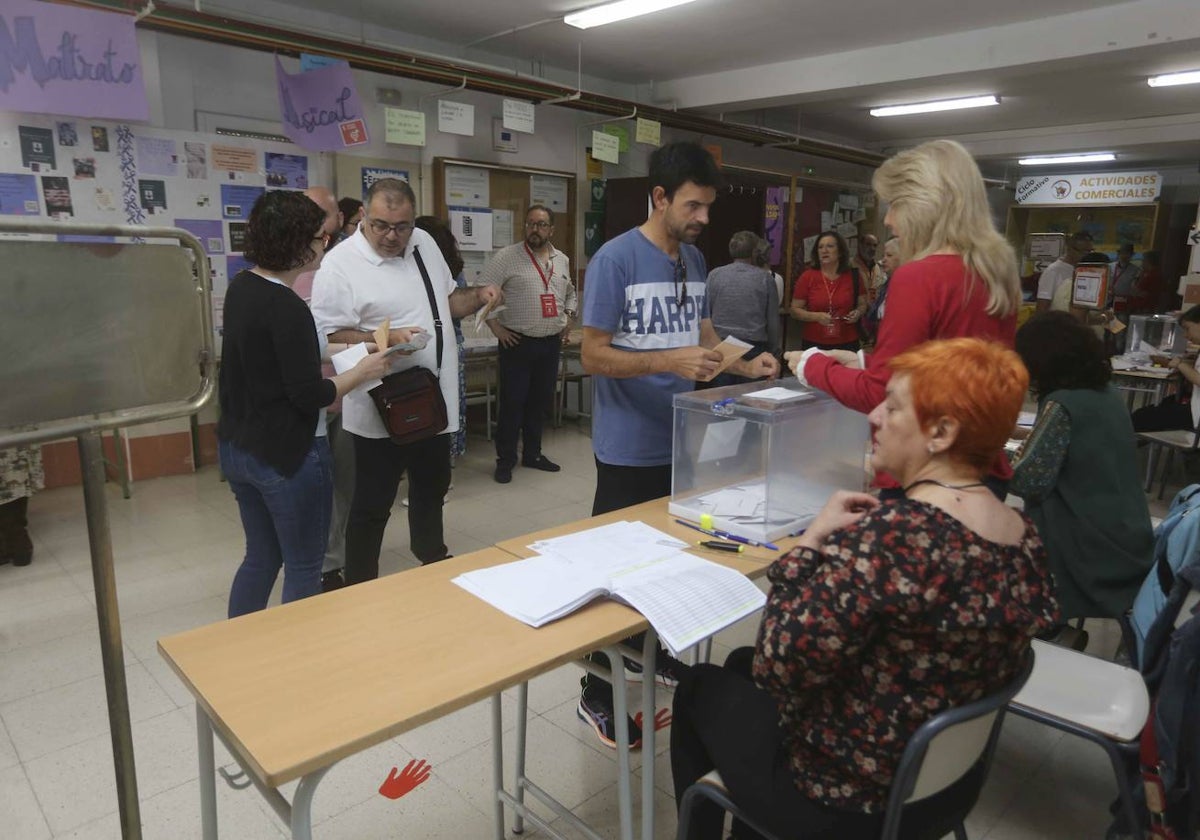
[823,320,839,337]
[540,293,559,318]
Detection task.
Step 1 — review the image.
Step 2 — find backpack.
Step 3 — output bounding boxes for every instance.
[1138,565,1200,839]
[1129,484,1200,666]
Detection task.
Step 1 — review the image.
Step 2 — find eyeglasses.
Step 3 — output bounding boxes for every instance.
[313,233,331,249]
[525,220,552,230]
[674,256,687,306]
[367,218,414,237]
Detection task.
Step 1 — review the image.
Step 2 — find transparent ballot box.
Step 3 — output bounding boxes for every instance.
[1127,314,1187,357]
[670,381,871,543]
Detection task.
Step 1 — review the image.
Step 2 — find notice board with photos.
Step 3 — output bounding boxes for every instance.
[0,110,333,346]
[432,157,577,290]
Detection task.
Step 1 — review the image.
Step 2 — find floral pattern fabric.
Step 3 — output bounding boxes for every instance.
[752,499,1059,812]
[0,446,44,504]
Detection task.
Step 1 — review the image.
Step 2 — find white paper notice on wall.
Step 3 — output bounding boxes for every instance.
[502,99,536,134]
[449,206,494,251]
[492,209,514,246]
[445,165,490,208]
[592,130,620,164]
[384,108,425,146]
[530,174,568,212]
[635,117,661,146]
[438,100,474,136]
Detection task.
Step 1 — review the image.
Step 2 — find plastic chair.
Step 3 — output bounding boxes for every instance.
[675,649,1034,840]
[1007,639,1150,839]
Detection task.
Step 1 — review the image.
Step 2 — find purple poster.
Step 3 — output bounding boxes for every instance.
[0,174,39,215]
[220,184,264,220]
[175,218,225,255]
[0,0,149,120]
[764,186,785,266]
[274,56,369,151]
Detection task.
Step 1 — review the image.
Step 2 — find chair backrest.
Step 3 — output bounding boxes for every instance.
[878,647,1035,840]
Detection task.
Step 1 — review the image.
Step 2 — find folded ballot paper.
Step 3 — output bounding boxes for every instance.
[452,521,766,655]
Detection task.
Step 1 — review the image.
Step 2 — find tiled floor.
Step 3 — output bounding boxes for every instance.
[0,421,1173,839]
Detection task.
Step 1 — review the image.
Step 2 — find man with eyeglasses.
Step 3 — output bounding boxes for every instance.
[481,204,578,484]
[311,178,501,584]
[576,142,779,749]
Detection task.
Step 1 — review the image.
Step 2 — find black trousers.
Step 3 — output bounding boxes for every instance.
[344,432,451,583]
[496,334,561,468]
[671,650,982,840]
[581,459,674,702]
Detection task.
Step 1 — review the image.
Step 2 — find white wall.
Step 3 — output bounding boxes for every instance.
[146,30,879,264]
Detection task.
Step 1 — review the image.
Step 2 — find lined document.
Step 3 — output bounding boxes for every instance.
[452,522,766,655]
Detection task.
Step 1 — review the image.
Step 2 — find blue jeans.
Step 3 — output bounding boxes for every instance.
[219,438,332,618]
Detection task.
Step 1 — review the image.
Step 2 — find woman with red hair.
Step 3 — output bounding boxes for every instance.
[671,338,1059,840]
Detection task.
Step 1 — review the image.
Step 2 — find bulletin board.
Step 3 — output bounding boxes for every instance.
[0,111,332,341]
[432,157,577,286]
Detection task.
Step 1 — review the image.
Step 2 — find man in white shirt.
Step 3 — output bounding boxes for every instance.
[312,179,500,582]
[1037,231,1094,312]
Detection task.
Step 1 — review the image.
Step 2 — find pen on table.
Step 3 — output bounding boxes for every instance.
[698,540,744,553]
[674,518,779,551]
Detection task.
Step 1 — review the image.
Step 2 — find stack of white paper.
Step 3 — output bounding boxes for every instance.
[452,521,766,655]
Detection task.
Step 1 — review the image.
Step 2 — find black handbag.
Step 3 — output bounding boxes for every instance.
[368,246,449,445]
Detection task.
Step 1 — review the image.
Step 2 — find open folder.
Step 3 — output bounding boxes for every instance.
[452,521,766,655]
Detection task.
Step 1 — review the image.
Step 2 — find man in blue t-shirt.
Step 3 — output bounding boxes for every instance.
[576,142,779,748]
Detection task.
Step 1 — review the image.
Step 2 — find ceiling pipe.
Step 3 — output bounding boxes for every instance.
[56,0,886,169]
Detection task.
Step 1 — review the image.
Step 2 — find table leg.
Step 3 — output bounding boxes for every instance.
[289,766,331,840]
[197,704,218,840]
[513,681,529,834]
[605,645,635,840]
[492,693,506,840]
[640,633,658,840]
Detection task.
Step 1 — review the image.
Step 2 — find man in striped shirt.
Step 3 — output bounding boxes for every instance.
[483,204,578,484]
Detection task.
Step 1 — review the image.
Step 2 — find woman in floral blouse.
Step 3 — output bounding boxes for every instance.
[671,338,1059,840]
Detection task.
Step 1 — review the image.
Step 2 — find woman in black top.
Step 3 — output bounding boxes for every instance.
[219,191,388,617]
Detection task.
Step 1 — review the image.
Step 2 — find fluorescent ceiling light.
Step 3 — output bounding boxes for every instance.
[1148,70,1200,87]
[564,0,698,29]
[869,95,999,117]
[1018,152,1117,166]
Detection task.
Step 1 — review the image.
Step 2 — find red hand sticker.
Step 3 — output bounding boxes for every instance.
[634,707,672,732]
[379,759,432,800]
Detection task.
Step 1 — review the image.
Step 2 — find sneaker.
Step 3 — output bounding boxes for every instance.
[577,696,642,749]
[494,465,513,484]
[521,455,561,472]
[623,652,689,689]
[320,570,344,593]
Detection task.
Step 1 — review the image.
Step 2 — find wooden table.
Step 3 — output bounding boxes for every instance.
[159,546,654,840]
[1111,366,1179,410]
[159,498,796,840]
[497,497,798,574]
[497,498,802,840]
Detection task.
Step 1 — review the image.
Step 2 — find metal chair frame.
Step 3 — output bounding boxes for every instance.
[676,650,1034,840]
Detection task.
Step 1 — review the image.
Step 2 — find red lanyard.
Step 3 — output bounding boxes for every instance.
[820,273,842,315]
[524,244,552,292]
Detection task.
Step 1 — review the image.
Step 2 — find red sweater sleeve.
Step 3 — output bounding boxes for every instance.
[804,271,932,414]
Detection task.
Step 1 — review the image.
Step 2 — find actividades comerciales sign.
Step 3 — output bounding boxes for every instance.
[1016,171,1162,205]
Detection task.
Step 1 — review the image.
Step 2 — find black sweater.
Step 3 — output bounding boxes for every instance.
[218,271,337,476]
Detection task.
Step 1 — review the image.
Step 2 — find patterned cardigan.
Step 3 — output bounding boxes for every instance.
[752,499,1059,812]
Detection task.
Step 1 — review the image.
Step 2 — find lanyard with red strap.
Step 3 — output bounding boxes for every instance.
[525,244,560,318]
[524,243,553,291]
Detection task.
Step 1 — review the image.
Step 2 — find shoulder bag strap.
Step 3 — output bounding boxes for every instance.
[411,245,444,372]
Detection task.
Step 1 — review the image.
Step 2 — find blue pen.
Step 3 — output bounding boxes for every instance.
[674,518,779,551]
